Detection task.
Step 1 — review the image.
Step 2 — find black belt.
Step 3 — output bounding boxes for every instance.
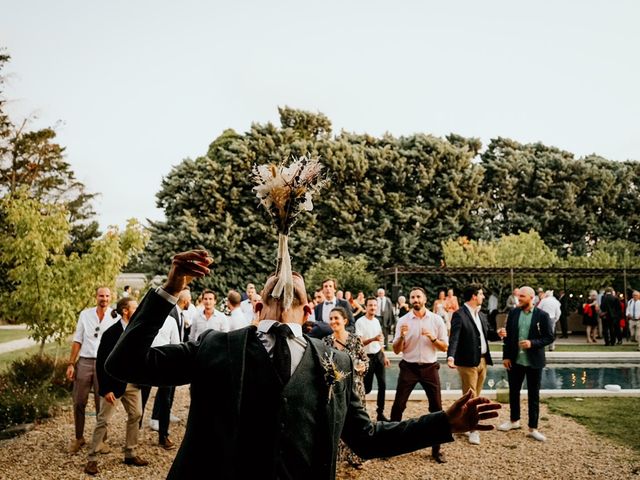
[402,360,437,367]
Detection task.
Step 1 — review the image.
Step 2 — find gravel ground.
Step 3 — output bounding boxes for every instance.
[1,386,638,479]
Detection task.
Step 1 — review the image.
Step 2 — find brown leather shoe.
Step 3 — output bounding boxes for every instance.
[124,456,149,467]
[84,460,98,475]
[68,437,86,454]
[159,437,175,450]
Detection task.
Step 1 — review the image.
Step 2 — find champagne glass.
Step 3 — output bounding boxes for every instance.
[487,378,495,390]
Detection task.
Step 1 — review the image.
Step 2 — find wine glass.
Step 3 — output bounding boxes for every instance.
[487,378,495,390]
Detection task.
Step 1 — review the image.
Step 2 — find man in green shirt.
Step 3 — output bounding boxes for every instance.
[498,286,554,442]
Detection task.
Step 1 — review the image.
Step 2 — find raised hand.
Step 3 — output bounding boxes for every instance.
[445,389,501,433]
[163,250,213,296]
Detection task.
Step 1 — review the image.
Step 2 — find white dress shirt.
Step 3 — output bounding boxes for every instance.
[393,310,448,363]
[355,315,383,354]
[152,316,180,347]
[228,307,251,331]
[627,299,640,320]
[72,307,116,358]
[256,320,307,376]
[537,296,562,322]
[464,303,487,355]
[206,309,229,332]
[240,299,255,324]
[322,299,337,322]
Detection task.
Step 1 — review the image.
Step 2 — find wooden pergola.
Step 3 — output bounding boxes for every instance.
[380,266,640,299]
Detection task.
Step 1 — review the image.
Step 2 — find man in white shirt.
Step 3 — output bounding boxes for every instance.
[627,291,640,350]
[536,290,562,351]
[190,290,227,340]
[356,297,390,421]
[391,287,449,463]
[228,290,250,331]
[66,287,116,453]
[240,283,257,324]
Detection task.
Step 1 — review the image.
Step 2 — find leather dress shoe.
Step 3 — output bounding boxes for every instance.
[124,456,149,467]
[84,460,98,475]
[376,414,390,422]
[432,452,447,464]
[159,437,176,450]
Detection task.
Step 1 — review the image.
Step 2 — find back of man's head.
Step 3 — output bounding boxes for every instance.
[261,272,307,309]
[227,290,242,307]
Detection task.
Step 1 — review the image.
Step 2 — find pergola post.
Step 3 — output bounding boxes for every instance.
[510,267,514,292]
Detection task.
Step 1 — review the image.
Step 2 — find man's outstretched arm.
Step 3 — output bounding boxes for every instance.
[106,250,213,386]
[342,388,500,459]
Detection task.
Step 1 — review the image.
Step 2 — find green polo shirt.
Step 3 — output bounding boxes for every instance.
[516,309,533,366]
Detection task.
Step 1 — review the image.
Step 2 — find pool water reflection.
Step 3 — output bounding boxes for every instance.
[372,362,640,390]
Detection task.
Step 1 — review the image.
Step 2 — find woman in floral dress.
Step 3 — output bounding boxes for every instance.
[323,306,369,468]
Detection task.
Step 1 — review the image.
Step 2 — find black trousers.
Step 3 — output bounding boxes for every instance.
[139,385,175,440]
[363,351,386,416]
[559,313,568,337]
[390,360,441,454]
[602,316,622,345]
[153,386,175,440]
[507,363,541,429]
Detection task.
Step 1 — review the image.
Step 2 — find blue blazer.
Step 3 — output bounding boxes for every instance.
[502,307,554,369]
[311,299,355,337]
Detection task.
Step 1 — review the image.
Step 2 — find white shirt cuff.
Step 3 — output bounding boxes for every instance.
[155,287,178,304]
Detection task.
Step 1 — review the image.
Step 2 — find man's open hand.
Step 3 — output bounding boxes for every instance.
[163,250,213,296]
[445,389,501,433]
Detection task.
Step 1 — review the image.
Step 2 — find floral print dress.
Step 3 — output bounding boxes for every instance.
[323,332,369,467]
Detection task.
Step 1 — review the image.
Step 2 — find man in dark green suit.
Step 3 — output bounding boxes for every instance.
[106,250,500,480]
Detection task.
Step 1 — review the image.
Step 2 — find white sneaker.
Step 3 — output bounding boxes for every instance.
[149,419,159,431]
[170,414,181,423]
[527,429,546,442]
[497,420,521,431]
[468,431,480,445]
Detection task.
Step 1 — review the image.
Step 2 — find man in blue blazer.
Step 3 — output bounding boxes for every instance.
[310,278,355,338]
[447,284,505,445]
[498,286,554,442]
[106,250,501,480]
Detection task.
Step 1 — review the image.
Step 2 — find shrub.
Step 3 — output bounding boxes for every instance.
[0,354,72,431]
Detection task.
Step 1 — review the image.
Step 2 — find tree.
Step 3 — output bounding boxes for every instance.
[480,137,640,256]
[0,193,149,354]
[143,107,487,294]
[304,256,377,295]
[442,230,559,298]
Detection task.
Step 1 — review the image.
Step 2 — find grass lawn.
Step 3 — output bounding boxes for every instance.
[546,397,640,454]
[0,342,67,372]
[0,329,30,344]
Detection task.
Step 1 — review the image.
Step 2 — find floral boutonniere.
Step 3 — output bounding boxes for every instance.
[320,351,350,403]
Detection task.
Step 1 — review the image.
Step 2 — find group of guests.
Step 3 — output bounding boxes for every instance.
[65,288,149,476]
[66,278,595,475]
[582,288,640,349]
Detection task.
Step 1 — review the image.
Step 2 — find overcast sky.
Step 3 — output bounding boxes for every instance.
[2,0,639,230]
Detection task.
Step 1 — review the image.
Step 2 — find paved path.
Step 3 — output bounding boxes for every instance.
[0,325,43,354]
[0,337,38,355]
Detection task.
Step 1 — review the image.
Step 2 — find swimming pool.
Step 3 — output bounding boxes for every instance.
[371,361,640,390]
